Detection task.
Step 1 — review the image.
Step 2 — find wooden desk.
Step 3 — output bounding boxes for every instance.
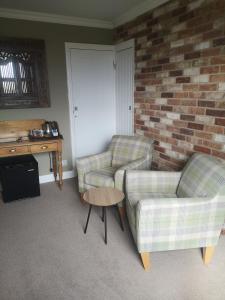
[0,119,63,189]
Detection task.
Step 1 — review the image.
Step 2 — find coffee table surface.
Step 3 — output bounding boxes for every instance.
[83,187,124,207]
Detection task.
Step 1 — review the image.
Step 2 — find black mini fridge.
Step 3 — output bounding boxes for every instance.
[0,155,40,202]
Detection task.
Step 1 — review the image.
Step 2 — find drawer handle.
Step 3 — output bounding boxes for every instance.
[41,145,48,150]
[9,148,16,153]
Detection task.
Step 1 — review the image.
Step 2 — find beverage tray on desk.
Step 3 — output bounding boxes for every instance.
[28,134,63,141]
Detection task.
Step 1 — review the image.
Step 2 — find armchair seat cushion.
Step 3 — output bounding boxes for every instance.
[128,192,177,207]
[85,166,117,188]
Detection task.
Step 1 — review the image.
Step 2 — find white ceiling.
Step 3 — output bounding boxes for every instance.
[0,0,145,21]
[0,0,169,28]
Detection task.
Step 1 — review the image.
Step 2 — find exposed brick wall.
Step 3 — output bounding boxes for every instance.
[115,0,225,170]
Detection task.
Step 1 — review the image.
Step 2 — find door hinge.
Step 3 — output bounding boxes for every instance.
[113,60,117,70]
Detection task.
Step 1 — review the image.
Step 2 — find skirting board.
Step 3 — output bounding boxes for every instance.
[39,170,75,184]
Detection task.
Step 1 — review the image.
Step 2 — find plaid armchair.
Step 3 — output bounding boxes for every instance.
[126,153,225,270]
[76,135,153,207]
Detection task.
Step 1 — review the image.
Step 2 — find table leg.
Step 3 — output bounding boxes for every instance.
[84,205,92,234]
[117,206,124,231]
[52,152,57,182]
[104,207,107,244]
[57,151,63,189]
[101,207,104,222]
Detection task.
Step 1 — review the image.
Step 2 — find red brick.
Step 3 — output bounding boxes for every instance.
[200,66,220,74]
[195,23,213,35]
[136,120,145,125]
[203,29,224,40]
[180,128,194,136]
[169,70,183,77]
[154,145,165,153]
[175,92,189,98]
[213,37,225,47]
[188,122,204,130]
[206,109,225,117]
[205,125,224,134]
[180,99,197,106]
[179,11,195,22]
[195,131,213,140]
[193,145,211,154]
[202,140,223,150]
[221,66,225,72]
[163,63,177,71]
[198,100,215,108]
[150,104,160,110]
[180,114,195,121]
[161,92,174,98]
[136,86,146,91]
[176,77,191,83]
[152,38,164,45]
[212,150,225,160]
[173,120,188,128]
[184,51,200,60]
[150,116,160,122]
[188,107,205,115]
[158,57,170,64]
[199,84,217,91]
[161,105,173,111]
[211,74,225,82]
[172,133,185,141]
[211,56,225,65]
[201,48,221,57]
[215,118,225,126]
[183,84,199,91]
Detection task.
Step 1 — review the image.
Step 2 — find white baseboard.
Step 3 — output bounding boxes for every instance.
[39,170,75,184]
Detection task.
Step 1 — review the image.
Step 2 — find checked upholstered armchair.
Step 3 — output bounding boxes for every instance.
[76,135,153,211]
[126,153,225,270]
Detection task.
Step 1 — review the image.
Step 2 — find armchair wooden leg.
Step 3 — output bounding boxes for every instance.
[118,206,125,219]
[80,193,85,203]
[203,246,215,265]
[140,252,150,271]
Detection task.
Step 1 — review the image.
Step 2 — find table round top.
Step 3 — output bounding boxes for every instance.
[83,187,124,207]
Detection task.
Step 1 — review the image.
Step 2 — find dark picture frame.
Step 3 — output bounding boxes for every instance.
[0,37,50,109]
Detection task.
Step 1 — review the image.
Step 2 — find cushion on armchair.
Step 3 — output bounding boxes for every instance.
[177,153,225,198]
[109,135,153,168]
[85,166,116,188]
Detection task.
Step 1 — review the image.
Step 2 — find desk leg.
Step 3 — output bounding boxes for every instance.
[52,152,57,182]
[57,151,63,189]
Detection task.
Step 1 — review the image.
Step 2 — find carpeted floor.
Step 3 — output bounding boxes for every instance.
[0,179,225,300]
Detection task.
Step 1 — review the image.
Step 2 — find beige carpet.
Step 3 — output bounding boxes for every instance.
[0,179,225,300]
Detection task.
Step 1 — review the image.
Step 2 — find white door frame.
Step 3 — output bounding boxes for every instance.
[115,39,135,135]
[65,43,115,167]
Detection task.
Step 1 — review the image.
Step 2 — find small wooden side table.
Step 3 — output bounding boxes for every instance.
[83,187,124,244]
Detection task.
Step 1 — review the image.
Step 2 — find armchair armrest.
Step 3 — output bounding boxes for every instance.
[76,151,112,192]
[115,156,151,191]
[136,196,225,252]
[126,170,182,194]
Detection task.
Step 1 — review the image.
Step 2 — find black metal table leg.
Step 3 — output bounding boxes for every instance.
[117,206,124,231]
[101,207,104,222]
[104,207,107,244]
[84,204,92,234]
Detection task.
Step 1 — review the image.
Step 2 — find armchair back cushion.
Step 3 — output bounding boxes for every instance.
[177,153,225,198]
[109,135,153,168]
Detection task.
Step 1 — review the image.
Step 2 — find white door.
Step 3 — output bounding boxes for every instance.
[115,40,134,135]
[67,44,116,160]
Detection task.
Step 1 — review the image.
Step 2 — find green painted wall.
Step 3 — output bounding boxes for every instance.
[0,17,113,176]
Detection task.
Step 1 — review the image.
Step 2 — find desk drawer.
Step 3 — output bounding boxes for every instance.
[30,143,58,153]
[0,145,29,156]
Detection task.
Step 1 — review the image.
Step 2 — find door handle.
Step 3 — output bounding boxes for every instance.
[73,106,78,117]
[128,105,132,111]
